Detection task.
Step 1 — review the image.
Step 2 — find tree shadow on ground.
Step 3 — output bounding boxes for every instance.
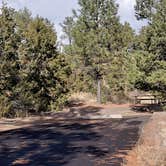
[47,106,103,120]
[130,104,163,113]
[66,100,85,108]
[70,106,103,117]
[0,117,150,166]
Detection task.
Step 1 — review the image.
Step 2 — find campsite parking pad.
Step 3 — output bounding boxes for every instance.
[0,116,150,166]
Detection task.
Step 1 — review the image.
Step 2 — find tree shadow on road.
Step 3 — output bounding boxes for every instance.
[0,117,150,166]
[130,104,163,113]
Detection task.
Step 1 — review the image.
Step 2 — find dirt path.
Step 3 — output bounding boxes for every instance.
[0,103,151,132]
[0,116,150,166]
[66,103,152,119]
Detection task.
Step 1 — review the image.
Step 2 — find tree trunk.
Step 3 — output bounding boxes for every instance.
[97,79,101,104]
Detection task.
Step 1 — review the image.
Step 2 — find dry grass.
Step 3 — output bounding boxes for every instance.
[125,113,166,166]
[69,92,97,103]
[135,146,166,166]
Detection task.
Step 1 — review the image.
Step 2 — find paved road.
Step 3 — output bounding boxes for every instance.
[0,116,150,166]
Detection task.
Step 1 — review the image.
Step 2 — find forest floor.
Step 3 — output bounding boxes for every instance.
[66,102,153,118]
[0,102,152,132]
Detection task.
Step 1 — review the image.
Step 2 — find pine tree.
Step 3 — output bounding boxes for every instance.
[135,0,166,97]
[135,0,157,20]
[62,0,123,103]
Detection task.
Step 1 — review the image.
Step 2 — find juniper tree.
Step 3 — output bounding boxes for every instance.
[0,4,20,116]
[18,16,71,112]
[0,5,71,117]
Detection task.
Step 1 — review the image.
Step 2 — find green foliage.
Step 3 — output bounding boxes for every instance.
[61,0,136,103]
[135,0,166,97]
[135,0,157,20]
[17,16,71,113]
[0,5,70,117]
[0,4,20,116]
[1,0,165,115]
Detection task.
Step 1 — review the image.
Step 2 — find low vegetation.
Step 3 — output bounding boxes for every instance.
[125,113,166,166]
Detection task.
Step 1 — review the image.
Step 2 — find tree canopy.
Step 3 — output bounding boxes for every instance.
[134,0,166,97]
[0,0,166,117]
[0,4,70,117]
[61,0,135,103]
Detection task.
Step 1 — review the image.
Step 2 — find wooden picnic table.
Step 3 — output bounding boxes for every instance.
[134,95,164,105]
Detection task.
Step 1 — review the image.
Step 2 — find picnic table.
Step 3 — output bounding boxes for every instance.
[134,95,164,105]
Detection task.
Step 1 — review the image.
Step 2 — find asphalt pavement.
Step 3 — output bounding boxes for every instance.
[0,116,150,166]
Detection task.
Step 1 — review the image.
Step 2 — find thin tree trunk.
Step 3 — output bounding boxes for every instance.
[97,79,101,104]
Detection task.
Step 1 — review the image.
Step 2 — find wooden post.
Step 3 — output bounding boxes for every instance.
[97,79,101,104]
[134,96,137,104]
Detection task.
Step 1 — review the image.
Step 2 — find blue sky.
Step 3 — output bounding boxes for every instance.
[0,0,147,38]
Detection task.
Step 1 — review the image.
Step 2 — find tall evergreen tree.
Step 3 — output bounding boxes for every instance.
[135,0,166,97]
[60,16,75,47]
[18,16,70,112]
[0,5,71,117]
[0,4,20,116]
[62,0,123,103]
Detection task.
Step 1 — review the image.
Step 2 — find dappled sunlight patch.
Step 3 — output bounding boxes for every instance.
[12,158,30,165]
